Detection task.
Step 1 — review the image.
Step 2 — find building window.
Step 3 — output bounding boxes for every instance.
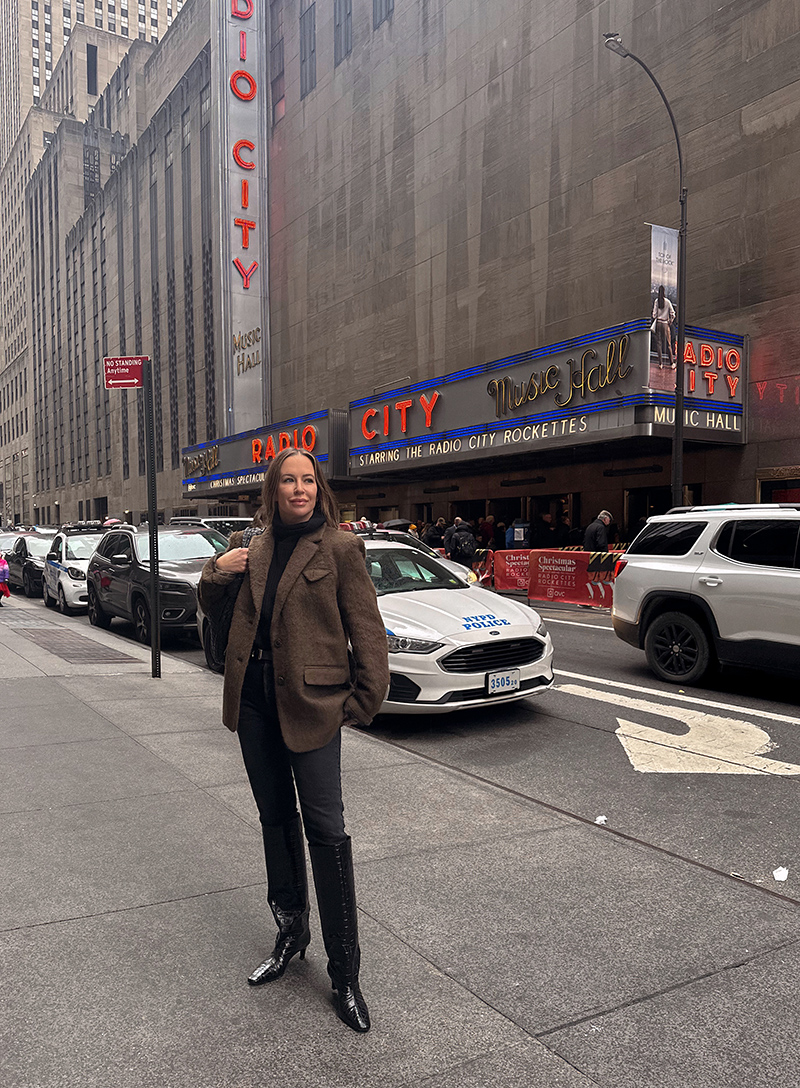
[86,43,98,96]
[334,0,352,66]
[270,38,285,125]
[300,3,316,98]
[373,0,393,30]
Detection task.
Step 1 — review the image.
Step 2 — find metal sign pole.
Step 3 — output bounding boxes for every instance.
[142,357,161,679]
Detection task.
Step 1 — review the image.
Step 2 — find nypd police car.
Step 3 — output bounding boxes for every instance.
[43,523,107,614]
[364,541,554,714]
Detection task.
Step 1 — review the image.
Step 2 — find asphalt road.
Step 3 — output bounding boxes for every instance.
[58,593,800,904]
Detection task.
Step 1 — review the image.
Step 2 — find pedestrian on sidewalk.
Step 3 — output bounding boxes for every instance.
[199,448,389,1034]
[0,554,9,604]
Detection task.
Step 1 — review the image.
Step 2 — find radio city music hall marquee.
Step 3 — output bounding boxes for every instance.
[214,0,271,435]
[348,322,746,473]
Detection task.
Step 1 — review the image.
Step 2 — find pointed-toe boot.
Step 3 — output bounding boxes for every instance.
[248,814,311,985]
[309,837,371,1033]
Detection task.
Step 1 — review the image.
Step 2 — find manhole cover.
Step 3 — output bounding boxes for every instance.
[13,629,139,664]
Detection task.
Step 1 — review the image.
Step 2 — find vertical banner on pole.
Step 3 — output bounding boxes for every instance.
[649,224,679,369]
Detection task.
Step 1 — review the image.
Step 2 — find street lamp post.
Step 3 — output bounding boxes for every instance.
[604,32,688,508]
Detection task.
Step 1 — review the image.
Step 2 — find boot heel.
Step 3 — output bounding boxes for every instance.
[300,949,306,960]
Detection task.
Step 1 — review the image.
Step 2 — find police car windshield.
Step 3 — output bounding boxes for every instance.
[366,548,464,595]
[65,535,101,560]
[135,529,228,562]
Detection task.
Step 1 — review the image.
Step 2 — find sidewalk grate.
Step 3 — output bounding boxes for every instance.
[0,612,56,629]
[12,629,140,664]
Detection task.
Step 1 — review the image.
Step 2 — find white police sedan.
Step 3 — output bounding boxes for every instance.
[364,541,554,714]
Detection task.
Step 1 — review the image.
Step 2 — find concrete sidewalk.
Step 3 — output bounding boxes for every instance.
[1,595,798,1087]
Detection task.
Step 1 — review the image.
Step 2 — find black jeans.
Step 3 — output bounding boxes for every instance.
[237,659,346,845]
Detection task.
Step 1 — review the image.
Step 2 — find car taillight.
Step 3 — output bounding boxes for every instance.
[614,558,628,578]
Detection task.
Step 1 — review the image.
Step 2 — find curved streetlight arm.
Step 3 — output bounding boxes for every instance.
[624,51,684,194]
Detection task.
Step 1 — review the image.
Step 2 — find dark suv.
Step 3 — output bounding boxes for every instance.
[5,533,55,596]
[86,524,228,642]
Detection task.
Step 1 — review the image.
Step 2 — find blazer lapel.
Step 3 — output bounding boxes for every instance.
[248,528,275,610]
[272,526,325,621]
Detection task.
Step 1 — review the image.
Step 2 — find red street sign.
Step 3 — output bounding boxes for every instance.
[103,356,147,389]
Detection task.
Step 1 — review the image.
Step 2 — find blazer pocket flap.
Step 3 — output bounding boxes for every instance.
[304,665,350,686]
[302,567,331,582]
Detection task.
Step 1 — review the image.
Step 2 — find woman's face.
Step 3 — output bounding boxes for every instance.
[276,453,318,524]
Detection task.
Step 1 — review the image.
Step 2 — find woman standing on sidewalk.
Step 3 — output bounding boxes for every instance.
[199,449,389,1033]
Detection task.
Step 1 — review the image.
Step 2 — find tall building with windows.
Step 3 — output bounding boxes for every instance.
[0,0,185,167]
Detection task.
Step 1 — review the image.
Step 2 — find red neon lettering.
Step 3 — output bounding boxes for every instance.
[361,409,377,440]
[717,347,723,369]
[240,31,247,61]
[725,374,739,398]
[419,391,440,428]
[293,429,299,448]
[683,341,697,364]
[700,344,714,367]
[777,383,787,403]
[383,405,390,436]
[251,439,262,463]
[725,349,741,372]
[265,435,276,459]
[756,381,767,400]
[278,432,291,451]
[394,399,413,432]
[302,426,316,451]
[232,140,256,169]
[230,70,257,102]
[688,369,696,392]
[703,371,718,394]
[234,218,256,248]
[233,258,258,288]
[241,180,249,209]
[231,0,253,20]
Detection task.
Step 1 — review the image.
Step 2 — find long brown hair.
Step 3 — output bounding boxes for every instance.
[254,448,339,528]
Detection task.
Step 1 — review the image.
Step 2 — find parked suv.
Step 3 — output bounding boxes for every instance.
[5,532,54,596]
[87,524,228,642]
[43,522,108,614]
[612,504,800,684]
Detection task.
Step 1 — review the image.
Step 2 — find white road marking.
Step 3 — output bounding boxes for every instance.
[556,669,800,728]
[558,683,800,775]
[547,619,613,631]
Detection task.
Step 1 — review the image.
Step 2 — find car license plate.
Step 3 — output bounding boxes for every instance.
[486,669,520,695]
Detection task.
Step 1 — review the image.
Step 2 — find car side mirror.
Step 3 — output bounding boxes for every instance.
[47,551,58,561]
[111,553,130,567]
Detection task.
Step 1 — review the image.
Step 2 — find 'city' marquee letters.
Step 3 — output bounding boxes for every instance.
[229,8,259,290]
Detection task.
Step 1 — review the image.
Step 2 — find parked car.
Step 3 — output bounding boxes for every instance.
[611,504,800,684]
[344,524,478,583]
[364,540,554,714]
[43,522,108,614]
[5,533,54,596]
[87,524,228,642]
[169,516,253,538]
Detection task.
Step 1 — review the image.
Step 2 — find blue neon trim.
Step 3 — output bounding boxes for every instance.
[181,410,329,456]
[348,395,743,456]
[183,454,330,486]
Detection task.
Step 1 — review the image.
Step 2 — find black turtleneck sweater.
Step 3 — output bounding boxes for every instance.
[253,510,326,653]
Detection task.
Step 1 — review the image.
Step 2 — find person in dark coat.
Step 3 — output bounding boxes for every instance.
[422,517,446,549]
[583,510,613,552]
[199,449,389,1033]
[443,517,463,557]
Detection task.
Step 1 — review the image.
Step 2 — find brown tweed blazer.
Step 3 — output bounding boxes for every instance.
[199,524,390,752]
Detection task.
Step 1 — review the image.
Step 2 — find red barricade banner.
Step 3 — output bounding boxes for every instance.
[527,549,618,608]
[493,550,533,592]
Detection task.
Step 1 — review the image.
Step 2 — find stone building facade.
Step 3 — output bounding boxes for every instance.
[16,0,800,533]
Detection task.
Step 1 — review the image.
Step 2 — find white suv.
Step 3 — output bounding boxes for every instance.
[612,505,800,684]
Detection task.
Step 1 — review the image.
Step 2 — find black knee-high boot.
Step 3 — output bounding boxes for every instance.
[309,837,370,1033]
[248,814,311,985]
